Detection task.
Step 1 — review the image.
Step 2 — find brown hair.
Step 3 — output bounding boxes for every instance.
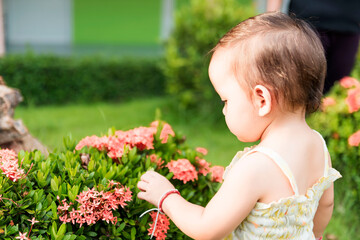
[212,12,326,114]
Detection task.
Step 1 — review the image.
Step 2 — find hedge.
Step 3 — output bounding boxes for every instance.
[0,53,165,106]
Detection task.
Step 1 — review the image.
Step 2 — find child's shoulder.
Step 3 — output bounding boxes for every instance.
[227,146,282,184]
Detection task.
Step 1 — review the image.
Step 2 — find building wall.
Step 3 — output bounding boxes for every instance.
[4,0,72,45]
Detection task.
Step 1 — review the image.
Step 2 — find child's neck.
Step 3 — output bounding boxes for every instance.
[259,109,309,146]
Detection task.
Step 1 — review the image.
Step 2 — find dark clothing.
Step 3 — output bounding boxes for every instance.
[289,0,360,33]
[288,0,360,93]
[319,31,360,93]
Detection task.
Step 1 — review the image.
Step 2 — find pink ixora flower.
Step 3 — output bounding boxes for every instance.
[321,97,336,110]
[27,217,39,225]
[75,135,108,151]
[0,149,25,182]
[76,123,159,160]
[151,120,175,144]
[345,88,360,113]
[339,76,360,89]
[15,232,29,240]
[159,123,175,143]
[196,147,208,156]
[147,212,170,240]
[57,183,132,227]
[117,127,155,151]
[196,158,210,176]
[149,154,164,168]
[348,130,360,147]
[167,159,198,184]
[210,166,225,183]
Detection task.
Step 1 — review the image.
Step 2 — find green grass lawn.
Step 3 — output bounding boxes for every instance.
[14,97,250,166]
[14,97,352,239]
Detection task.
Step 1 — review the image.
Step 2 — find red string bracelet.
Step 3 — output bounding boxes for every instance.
[139,189,181,239]
[158,189,180,213]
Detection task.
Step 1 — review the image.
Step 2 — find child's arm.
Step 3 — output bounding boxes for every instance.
[312,154,335,238]
[137,154,266,240]
[312,184,334,238]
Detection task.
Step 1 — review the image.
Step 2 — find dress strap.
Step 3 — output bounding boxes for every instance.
[246,146,300,196]
[313,130,330,177]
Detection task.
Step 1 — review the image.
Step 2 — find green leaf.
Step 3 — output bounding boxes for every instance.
[75,227,84,235]
[51,178,58,192]
[131,227,136,240]
[88,159,95,172]
[36,202,43,211]
[56,223,66,240]
[51,221,57,239]
[4,224,19,236]
[104,170,115,180]
[75,236,86,240]
[51,201,58,219]
[117,222,126,233]
[67,184,80,202]
[25,209,35,214]
[63,235,77,240]
[122,231,130,239]
[86,232,97,237]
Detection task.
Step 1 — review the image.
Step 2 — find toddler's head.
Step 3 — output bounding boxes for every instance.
[212,12,326,114]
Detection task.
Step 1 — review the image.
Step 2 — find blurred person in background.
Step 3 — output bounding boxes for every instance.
[267,0,360,94]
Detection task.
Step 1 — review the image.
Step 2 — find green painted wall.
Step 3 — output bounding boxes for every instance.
[73,0,162,45]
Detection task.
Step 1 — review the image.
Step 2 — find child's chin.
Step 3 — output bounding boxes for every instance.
[237,135,259,143]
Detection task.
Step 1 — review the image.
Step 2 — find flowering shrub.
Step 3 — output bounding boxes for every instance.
[307,76,360,230]
[0,120,223,239]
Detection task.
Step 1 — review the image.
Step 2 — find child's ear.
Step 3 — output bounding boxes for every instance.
[253,85,272,117]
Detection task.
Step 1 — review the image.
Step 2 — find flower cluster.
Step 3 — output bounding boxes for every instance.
[76,121,175,159]
[166,148,224,184]
[341,77,360,146]
[348,130,360,147]
[321,97,336,110]
[0,149,24,182]
[196,158,210,176]
[149,154,165,168]
[57,182,132,227]
[210,166,225,183]
[340,76,360,113]
[147,212,170,240]
[167,159,198,184]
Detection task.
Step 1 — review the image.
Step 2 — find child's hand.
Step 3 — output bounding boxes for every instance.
[137,170,175,207]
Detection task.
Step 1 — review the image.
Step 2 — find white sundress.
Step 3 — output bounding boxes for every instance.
[223,132,342,239]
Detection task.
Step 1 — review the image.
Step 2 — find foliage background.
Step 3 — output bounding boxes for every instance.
[163,0,255,116]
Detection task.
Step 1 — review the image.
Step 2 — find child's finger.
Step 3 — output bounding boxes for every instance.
[137,191,146,200]
[137,181,147,191]
[140,173,151,182]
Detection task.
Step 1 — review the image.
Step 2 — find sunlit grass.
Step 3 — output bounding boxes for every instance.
[14,97,249,166]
